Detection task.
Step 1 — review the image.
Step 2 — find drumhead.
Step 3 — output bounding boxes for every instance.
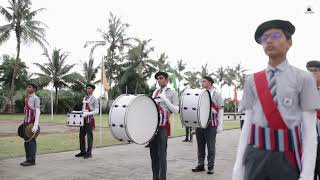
[198,90,211,128]
[125,95,159,144]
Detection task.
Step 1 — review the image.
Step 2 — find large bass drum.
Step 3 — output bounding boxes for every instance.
[180,89,211,128]
[109,94,159,145]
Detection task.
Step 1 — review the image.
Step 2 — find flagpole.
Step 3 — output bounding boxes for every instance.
[171,74,177,137]
[51,84,53,121]
[99,58,103,145]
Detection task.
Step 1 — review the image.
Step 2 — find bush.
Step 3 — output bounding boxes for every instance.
[224,98,236,113]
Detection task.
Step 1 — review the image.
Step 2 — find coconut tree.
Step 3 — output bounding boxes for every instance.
[233,63,247,90]
[121,39,156,94]
[183,71,201,89]
[82,58,99,84]
[173,59,186,96]
[0,0,48,112]
[33,49,83,113]
[198,63,215,78]
[70,58,99,93]
[213,66,226,88]
[150,52,172,72]
[84,12,130,89]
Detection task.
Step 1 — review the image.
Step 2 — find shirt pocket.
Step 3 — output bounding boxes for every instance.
[279,89,298,110]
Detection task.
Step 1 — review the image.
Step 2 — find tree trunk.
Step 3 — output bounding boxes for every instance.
[134,80,139,95]
[109,51,114,90]
[55,86,58,114]
[8,31,21,113]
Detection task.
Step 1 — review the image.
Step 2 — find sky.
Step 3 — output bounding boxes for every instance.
[0,0,319,98]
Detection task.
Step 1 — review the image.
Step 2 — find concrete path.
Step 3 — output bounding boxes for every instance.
[0,129,240,180]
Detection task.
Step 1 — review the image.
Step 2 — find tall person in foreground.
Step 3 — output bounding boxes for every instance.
[232,20,320,180]
[191,76,224,175]
[149,71,179,180]
[20,82,41,166]
[306,60,320,180]
[75,84,99,159]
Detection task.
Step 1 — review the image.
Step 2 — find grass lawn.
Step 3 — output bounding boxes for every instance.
[0,114,240,160]
[0,113,109,127]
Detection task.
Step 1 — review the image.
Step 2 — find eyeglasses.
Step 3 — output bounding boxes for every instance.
[259,32,282,44]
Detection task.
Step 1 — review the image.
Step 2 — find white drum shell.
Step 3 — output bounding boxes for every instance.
[66,113,84,127]
[109,94,159,145]
[180,89,211,128]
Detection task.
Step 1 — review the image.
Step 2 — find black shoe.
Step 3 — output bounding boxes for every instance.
[20,161,35,166]
[182,139,189,142]
[192,165,205,172]
[84,152,92,159]
[75,152,86,157]
[207,169,214,174]
[189,139,193,142]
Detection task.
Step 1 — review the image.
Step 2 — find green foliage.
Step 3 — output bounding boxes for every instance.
[224,98,236,113]
[0,0,48,112]
[33,49,83,113]
[0,55,29,92]
[0,0,49,50]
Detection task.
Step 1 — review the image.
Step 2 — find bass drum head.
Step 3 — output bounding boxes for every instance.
[126,95,159,144]
[199,90,211,128]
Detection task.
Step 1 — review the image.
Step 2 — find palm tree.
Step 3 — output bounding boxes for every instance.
[84,12,130,89]
[198,63,215,78]
[236,73,246,90]
[0,0,48,112]
[150,52,172,72]
[213,66,226,88]
[183,71,201,89]
[33,49,83,113]
[121,39,156,94]
[70,58,99,93]
[233,63,247,90]
[173,59,186,96]
[82,58,98,84]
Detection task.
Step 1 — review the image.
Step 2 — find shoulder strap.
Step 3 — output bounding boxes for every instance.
[153,89,161,98]
[253,70,287,129]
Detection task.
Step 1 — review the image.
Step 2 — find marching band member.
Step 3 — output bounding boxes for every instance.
[75,84,99,159]
[192,76,224,175]
[233,20,320,180]
[306,60,320,180]
[20,82,41,166]
[149,71,179,180]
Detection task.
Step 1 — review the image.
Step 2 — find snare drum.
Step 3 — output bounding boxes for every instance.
[180,89,211,128]
[109,94,159,145]
[66,111,84,127]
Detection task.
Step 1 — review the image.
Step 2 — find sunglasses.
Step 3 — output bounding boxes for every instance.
[259,32,282,44]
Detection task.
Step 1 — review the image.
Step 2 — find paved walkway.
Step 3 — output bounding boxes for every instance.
[0,129,240,180]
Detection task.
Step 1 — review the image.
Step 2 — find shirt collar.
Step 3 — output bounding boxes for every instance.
[160,86,168,92]
[266,59,290,72]
[208,86,215,93]
[86,95,93,99]
[28,93,35,97]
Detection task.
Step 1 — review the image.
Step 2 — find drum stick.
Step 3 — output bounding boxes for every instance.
[64,102,73,112]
